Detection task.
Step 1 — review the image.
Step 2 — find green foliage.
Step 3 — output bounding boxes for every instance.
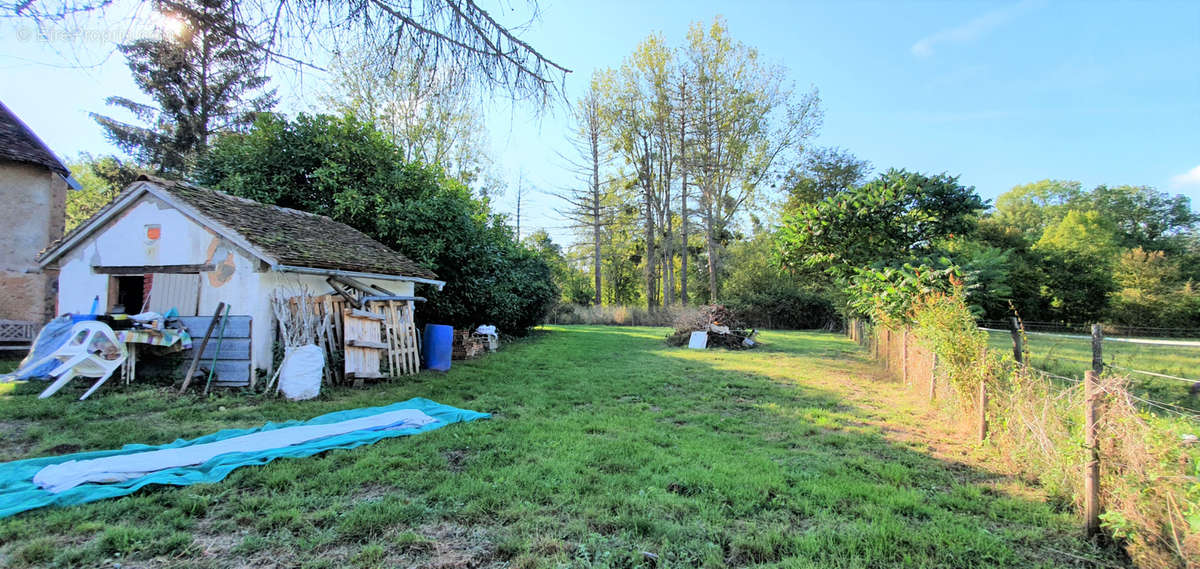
[991,179,1083,240]
[1035,210,1121,260]
[523,230,591,306]
[722,235,836,328]
[946,239,1013,319]
[197,113,556,333]
[776,169,985,280]
[910,289,991,395]
[844,263,960,324]
[781,146,871,212]
[1080,184,1198,253]
[91,0,276,174]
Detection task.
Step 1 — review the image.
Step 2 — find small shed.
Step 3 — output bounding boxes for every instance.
[36,175,444,383]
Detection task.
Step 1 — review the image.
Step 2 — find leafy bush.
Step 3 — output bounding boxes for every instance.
[197,113,556,333]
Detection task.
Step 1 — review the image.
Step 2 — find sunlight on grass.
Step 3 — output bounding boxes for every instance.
[0,326,1117,568]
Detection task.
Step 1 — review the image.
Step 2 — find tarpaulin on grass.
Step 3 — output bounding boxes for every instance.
[0,398,489,518]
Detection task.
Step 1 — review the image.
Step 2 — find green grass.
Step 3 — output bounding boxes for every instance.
[985,330,1200,410]
[0,326,1124,568]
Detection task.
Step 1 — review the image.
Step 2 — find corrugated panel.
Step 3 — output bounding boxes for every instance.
[148,273,200,316]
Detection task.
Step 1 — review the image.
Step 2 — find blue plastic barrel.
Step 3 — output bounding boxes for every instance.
[422,324,453,371]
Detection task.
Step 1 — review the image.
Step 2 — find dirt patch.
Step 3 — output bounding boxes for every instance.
[0,419,33,461]
[442,449,470,473]
[415,522,498,569]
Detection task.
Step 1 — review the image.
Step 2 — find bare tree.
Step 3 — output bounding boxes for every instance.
[554,79,613,305]
[6,0,571,104]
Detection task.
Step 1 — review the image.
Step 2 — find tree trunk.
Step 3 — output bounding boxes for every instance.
[643,175,658,307]
[592,141,602,306]
[705,199,718,304]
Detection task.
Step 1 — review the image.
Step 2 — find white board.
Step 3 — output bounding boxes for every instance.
[688,331,708,349]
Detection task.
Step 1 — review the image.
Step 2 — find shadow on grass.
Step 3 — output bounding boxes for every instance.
[0,325,1128,569]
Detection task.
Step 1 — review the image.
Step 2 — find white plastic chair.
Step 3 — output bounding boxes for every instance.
[27,321,128,400]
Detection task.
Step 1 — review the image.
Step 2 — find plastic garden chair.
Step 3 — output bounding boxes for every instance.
[27,321,128,400]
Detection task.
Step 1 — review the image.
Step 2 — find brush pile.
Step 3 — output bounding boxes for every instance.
[666,305,757,349]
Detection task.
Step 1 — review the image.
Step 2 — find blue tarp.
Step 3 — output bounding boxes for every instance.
[0,398,489,518]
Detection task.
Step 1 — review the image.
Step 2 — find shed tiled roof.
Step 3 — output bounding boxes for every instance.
[0,100,69,176]
[41,175,438,281]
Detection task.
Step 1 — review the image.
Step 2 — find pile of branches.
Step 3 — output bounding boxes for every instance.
[666,305,758,349]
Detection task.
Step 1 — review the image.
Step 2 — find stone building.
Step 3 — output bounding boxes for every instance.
[0,100,76,325]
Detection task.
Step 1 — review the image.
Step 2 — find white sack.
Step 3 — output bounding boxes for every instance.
[278,344,324,401]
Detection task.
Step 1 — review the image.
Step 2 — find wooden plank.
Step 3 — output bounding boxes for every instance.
[205,360,252,384]
[179,302,225,394]
[183,338,251,360]
[94,264,214,275]
[347,371,384,379]
[347,339,387,350]
[177,316,252,338]
[346,309,385,321]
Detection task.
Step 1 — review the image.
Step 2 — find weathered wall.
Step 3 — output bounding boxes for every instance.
[55,192,426,374]
[0,160,65,323]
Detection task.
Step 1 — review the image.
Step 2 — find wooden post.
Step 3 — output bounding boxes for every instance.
[902,326,910,385]
[978,380,988,442]
[1084,369,1101,538]
[179,302,225,394]
[929,353,938,401]
[1010,317,1024,367]
[1091,324,1103,376]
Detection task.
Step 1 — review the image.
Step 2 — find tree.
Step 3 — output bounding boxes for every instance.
[991,179,1083,240]
[197,113,557,333]
[555,78,613,305]
[776,169,986,279]
[319,50,495,189]
[91,0,276,174]
[683,17,822,302]
[524,230,593,306]
[782,146,871,212]
[1035,210,1122,261]
[10,0,569,104]
[1079,185,1198,253]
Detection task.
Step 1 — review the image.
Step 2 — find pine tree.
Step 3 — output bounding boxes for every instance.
[91,0,276,175]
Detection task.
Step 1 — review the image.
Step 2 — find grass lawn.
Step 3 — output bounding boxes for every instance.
[984,330,1200,411]
[0,326,1124,568]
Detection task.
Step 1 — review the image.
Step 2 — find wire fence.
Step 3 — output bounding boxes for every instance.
[978,319,1200,339]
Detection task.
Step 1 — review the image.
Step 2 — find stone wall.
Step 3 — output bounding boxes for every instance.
[0,160,66,323]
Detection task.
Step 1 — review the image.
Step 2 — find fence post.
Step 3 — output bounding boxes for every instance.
[902,326,910,385]
[1091,324,1103,376]
[978,346,988,442]
[1009,317,1024,367]
[978,381,988,441]
[1084,369,1101,538]
[929,353,938,401]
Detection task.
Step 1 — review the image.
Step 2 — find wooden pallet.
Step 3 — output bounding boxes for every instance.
[365,299,420,376]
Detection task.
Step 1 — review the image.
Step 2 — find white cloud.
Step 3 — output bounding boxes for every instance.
[1170,165,1200,189]
[911,0,1040,57]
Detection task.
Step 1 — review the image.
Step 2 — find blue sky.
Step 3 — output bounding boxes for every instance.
[2,0,1198,246]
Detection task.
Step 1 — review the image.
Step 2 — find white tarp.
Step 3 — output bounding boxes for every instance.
[34,409,436,493]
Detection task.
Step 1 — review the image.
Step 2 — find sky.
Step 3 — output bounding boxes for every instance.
[1,0,1198,247]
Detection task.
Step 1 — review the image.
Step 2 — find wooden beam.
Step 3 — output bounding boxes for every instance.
[347,339,388,350]
[346,309,385,321]
[94,264,214,275]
